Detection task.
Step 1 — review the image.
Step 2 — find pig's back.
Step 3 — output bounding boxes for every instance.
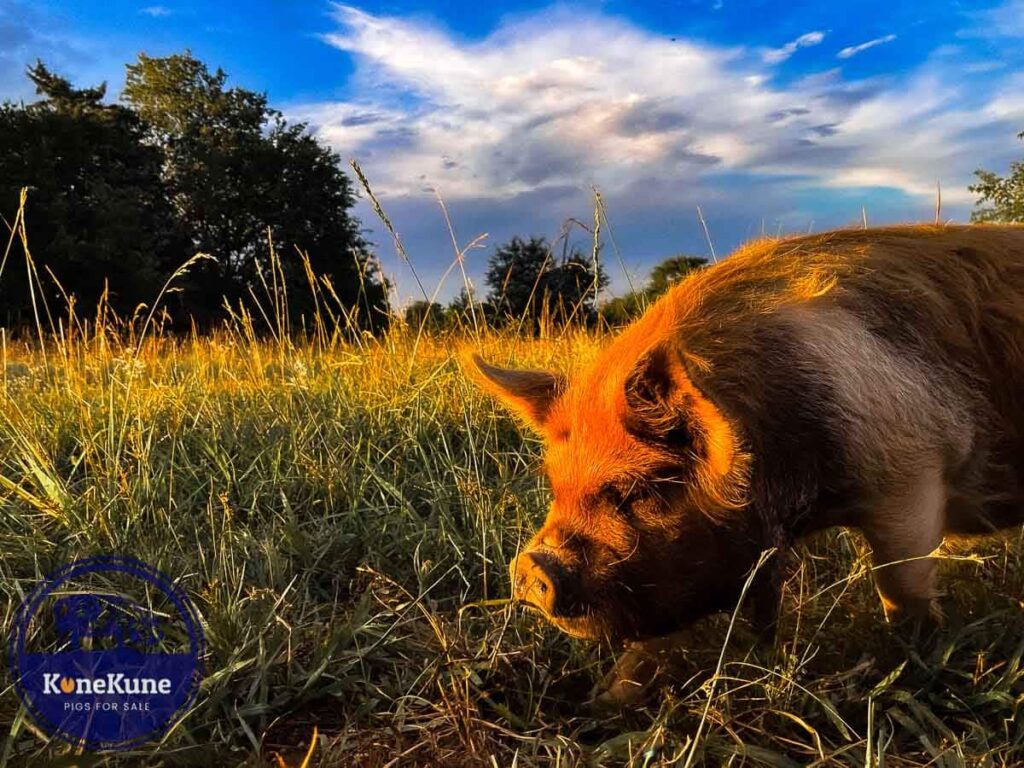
[835,226,1024,451]
[663,224,1024,533]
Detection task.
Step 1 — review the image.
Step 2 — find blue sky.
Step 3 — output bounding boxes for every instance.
[2,0,1023,303]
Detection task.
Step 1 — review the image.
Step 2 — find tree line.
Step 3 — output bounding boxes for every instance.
[0,53,693,334]
[404,239,709,332]
[0,52,706,335]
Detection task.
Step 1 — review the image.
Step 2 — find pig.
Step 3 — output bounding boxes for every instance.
[466,225,1024,706]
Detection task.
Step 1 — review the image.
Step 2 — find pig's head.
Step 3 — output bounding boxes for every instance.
[466,340,752,643]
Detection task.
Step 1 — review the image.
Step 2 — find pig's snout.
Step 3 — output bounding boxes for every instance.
[509,549,584,618]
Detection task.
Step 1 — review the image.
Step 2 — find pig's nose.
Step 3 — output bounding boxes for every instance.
[509,550,579,617]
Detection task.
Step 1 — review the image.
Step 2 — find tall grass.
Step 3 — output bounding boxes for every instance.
[0,191,1023,766]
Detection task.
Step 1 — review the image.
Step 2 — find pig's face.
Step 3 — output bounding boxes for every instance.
[508,464,734,641]
[467,341,750,642]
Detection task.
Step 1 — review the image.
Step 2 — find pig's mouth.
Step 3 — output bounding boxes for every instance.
[533,593,690,643]
[547,613,606,641]
[514,597,606,640]
[520,597,647,643]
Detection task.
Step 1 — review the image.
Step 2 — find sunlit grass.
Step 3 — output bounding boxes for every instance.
[1,189,1023,766]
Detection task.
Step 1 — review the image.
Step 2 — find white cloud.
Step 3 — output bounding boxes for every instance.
[983,73,1024,121]
[837,34,897,60]
[962,0,1024,39]
[763,31,826,64]
[140,5,172,17]
[291,5,1021,219]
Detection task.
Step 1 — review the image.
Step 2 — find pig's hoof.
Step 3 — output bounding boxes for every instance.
[586,647,661,714]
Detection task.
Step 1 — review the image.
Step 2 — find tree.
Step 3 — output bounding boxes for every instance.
[646,256,708,298]
[403,300,445,331]
[122,52,388,330]
[970,131,1024,223]
[483,236,608,328]
[484,237,549,322]
[599,292,646,327]
[600,254,707,326]
[0,62,186,324]
[446,286,492,329]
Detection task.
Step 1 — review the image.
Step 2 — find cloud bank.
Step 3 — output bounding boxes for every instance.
[297,5,1020,205]
[139,5,173,18]
[287,3,1024,300]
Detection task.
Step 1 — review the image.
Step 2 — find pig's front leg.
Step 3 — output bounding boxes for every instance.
[587,630,689,712]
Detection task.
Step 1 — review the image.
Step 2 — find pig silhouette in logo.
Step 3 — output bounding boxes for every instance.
[53,594,163,651]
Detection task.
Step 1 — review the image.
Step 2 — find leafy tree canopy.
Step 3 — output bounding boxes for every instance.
[123,52,389,330]
[403,300,445,331]
[1,55,388,333]
[0,62,185,323]
[483,236,608,328]
[970,130,1024,223]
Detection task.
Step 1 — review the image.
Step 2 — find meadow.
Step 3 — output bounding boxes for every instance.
[1,227,1023,767]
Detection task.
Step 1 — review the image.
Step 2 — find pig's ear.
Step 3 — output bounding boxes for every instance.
[625,343,735,475]
[464,353,565,432]
[625,343,694,446]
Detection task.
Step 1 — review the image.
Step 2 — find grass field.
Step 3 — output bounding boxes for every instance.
[1,190,1023,766]
[1,315,1023,767]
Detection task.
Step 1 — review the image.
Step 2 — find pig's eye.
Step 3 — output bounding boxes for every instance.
[601,481,646,514]
[601,485,625,508]
[600,477,677,525]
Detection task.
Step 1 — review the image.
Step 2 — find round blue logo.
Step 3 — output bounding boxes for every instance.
[9,556,204,751]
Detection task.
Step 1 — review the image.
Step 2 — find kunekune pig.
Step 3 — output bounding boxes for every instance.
[467,225,1024,706]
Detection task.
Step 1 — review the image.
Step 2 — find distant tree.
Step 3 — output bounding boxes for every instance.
[0,62,186,325]
[600,254,707,326]
[483,236,608,328]
[403,300,445,331]
[970,130,1024,223]
[122,52,388,330]
[544,251,610,324]
[484,237,550,322]
[599,292,646,327]
[646,255,708,298]
[446,286,492,329]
